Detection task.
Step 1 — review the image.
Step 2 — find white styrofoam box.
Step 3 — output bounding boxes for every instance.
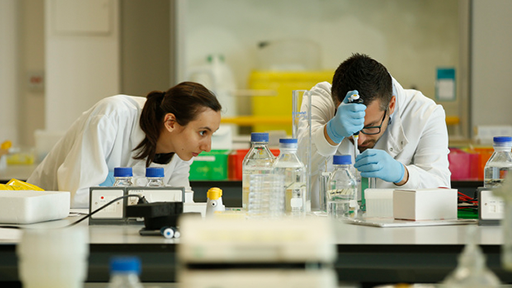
[393,188,457,221]
[179,216,336,263]
[0,191,70,224]
[364,189,394,218]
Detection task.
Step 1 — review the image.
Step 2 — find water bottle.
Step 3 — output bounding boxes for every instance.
[484,136,512,188]
[242,132,275,211]
[107,256,143,288]
[146,167,164,187]
[273,138,306,216]
[248,173,285,218]
[327,155,357,218]
[113,167,133,187]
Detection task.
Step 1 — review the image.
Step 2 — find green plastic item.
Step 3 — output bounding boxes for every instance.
[189,150,230,180]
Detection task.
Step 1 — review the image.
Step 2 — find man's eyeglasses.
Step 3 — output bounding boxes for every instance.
[360,110,387,135]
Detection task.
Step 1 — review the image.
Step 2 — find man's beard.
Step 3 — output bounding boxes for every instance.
[358,140,376,152]
[350,136,377,153]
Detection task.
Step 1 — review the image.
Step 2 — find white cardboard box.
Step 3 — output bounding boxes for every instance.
[393,188,457,221]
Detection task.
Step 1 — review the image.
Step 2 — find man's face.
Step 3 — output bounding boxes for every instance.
[349,96,396,152]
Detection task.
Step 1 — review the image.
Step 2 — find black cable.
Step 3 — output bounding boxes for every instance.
[66,194,145,227]
[0,225,21,229]
[0,194,147,230]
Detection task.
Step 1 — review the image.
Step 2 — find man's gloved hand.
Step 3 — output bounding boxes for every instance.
[326,90,366,143]
[354,149,405,183]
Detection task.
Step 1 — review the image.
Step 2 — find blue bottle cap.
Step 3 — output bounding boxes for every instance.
[110,256,141,274]
[333,155,352,165]
[251,132,269,142]
[279,138,298,144]
[493,136,512,143]
[146,167,164,177]
[114,167,133,177]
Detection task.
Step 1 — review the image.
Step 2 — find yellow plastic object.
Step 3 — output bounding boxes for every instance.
[1,140,12,150]
[6,152,35,165]
[0,179,44,191]
[446,116,460,125]
[249,70,334,134]
[221,116,291,126]
[207,187,222,200]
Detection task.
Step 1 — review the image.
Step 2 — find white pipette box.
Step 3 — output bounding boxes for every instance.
[0,191,70,224]
[393,188,457,221]
[364,189,394,218]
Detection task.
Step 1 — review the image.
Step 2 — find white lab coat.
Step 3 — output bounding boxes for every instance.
[299,78,451,209]
[27,95,193,208]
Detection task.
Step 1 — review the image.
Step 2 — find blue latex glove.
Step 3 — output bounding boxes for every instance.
[354,149,405,183]
[99,171,115,187]
[326,90,366,143]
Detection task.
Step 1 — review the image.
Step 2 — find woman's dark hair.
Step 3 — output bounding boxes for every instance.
[133,81,222,166]
[332,53,392,111]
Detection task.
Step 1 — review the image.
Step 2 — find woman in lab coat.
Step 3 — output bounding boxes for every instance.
[28,82,222,208]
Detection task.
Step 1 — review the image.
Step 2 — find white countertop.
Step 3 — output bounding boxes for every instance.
[0,212,502,246]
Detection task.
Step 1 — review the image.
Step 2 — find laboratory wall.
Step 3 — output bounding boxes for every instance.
[4,0,512,148]
[18,0,46,146]
[471,0,512,130]
[120,0,171,96]
[0,1,20,145]
[184,0,461,121]
[45,0,121,132]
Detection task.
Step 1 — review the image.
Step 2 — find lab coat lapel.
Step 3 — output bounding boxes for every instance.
[381,77,409,157]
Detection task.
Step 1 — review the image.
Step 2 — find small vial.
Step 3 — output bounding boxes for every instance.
[113,167,133,187]
[146,167,164,187]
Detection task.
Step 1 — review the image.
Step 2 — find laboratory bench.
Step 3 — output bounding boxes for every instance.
[1,215,512,287]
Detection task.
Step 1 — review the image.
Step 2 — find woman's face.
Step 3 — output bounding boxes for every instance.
[156,108,221,161]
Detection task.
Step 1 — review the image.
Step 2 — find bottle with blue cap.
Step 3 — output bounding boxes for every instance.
[484,136,512,188]
[242,132,275,211]
[107,256,143,288]
[113,167,133,187]
[146,167,164,187]
[327,155,357,218]
[273,138,307,216]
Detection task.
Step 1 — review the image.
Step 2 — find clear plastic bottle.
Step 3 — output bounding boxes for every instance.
[248,173,285,218]
[327,155,357,218]
[107,256,143,288]
[113,167,133,187]
[273,138,306,216]
[484,136,512,188]
[145,167,164,187]
[242,132,275,211]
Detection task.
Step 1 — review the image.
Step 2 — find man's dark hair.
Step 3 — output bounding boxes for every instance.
[331,53,392,110]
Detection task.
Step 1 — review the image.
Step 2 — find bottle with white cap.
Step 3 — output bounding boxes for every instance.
[484,136,512,188]
[113,167,133,187]
[146,167,164,187]
[107,256,143,288]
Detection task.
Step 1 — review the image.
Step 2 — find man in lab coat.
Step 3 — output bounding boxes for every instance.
[300,53,450,210]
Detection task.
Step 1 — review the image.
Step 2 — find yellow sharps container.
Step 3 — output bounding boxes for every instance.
[249,70,333,135]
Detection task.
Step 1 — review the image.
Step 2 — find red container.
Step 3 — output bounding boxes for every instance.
[448,148,479,181]
[228,148,280,180]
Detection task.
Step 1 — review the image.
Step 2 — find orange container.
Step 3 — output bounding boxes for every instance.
[470,147,494,180]
[228,148,280,180]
